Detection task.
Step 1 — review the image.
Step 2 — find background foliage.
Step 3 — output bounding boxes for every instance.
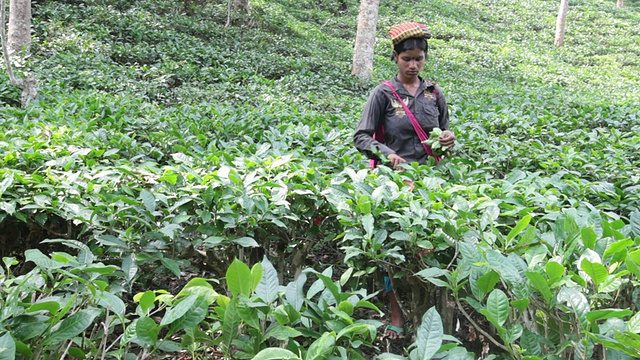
[1,0,639,359]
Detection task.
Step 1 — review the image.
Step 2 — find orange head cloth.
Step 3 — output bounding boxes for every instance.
[388,22,432,45]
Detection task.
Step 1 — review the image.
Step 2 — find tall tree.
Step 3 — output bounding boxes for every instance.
[8,0,30,55]
[352,0,379,79]
[226,0,250,27]
[554,0,570,46]
[1,0,37,107]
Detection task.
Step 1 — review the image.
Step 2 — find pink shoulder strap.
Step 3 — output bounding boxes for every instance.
[382,81,442,162]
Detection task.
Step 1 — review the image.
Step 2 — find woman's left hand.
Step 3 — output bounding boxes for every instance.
[438,130,456,149]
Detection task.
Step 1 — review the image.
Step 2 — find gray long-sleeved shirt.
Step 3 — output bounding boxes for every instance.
[354,76,450,165]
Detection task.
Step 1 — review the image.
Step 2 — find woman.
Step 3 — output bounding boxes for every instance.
[353,22,456,340]
[354,22,455,168]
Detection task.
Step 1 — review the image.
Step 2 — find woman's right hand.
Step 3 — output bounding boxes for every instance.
[387,154,407,169]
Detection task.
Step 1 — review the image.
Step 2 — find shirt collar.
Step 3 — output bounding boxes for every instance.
[391,76,436,96]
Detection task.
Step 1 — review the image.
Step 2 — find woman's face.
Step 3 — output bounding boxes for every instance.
[394,48,425,79]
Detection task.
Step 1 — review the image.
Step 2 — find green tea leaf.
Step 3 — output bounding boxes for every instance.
[285,273,306,311]
[159,257,181,277]
[415,267,450,288]
[96,291,126,316]
[581,227,597,250]
[46,309,100,345]
[477,270,501,299]
[25,249,66,269]
[510,298,530,312]
[232,237,260,248]
[362,214,374,239]
[27,300,61,314]
[136,290,156,315]
[545,261,565,285]
[587,309,632,322]
[136,316,158,345]
[265,326,302,341]
[170,296,209,330]
[626,250,640,279]
[251,262,264,293]
[252,348,299,360]
[506,214,531,244]
[486,289,509,327]
[336,323,376,341]
[630,210,640,237]
[580,258,608,287]
[0,333,16,360]
[122,254,138,283]
[306,332,336,360]
[557,287,589,330]
[626,312,640,333]
[415,307,444,360]
[160,295,198,326]
[227,258,253,297]
[256,256,280,304]
[139,189,156,212]
[222,298,241,349]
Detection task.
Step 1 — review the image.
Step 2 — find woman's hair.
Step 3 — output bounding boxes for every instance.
[393,37,428,58]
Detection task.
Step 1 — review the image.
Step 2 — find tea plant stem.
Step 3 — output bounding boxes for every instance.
[454,296,512,355]
[103,333,124,357]
[444,233,459,270]
[60,340,73,360]
[99,309,112,360]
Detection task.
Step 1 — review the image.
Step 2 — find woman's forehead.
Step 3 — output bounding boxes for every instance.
[397,48,425,56]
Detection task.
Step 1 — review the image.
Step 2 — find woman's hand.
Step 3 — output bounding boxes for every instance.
[387,154,407,169]
[438,130,456,149]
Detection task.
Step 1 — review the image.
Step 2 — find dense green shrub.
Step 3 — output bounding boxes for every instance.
[1,0,639,358]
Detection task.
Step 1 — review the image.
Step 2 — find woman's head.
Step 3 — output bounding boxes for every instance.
[393,37,428,59]
[388,22,431,60]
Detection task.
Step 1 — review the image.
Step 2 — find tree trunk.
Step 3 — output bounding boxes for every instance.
[617,0,624,7]
[352,0,379,79]
[226,0,250,27]
[8,0,31,56]
[554,0,569,46]
[1,0,37,107]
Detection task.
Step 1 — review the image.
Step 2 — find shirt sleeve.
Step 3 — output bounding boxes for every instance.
[435,86,450,130]
[353,86,396,159]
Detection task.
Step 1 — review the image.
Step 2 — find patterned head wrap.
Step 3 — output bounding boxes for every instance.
[388,22,432,45]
